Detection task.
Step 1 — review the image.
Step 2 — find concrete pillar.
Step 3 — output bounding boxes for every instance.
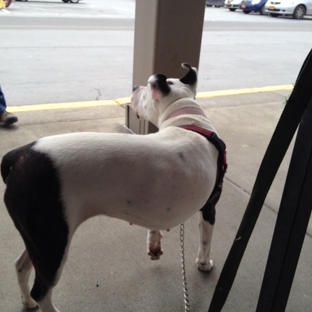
[126,0,206,134]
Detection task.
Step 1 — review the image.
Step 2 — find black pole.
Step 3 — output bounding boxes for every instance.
[208,49,312,312]
[256,96,312,312]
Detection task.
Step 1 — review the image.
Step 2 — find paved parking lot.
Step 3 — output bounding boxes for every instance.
[2,0,312,20]
[1,1,311,106]
[2,0,135,18]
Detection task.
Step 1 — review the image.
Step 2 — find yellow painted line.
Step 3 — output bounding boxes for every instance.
[196,85,293,99]
[0,25,132,30]
[7,85,293,113]
[9,100,118,113]
[115,97,131,105]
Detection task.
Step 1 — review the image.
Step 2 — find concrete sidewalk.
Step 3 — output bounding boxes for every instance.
[0,90,311,312]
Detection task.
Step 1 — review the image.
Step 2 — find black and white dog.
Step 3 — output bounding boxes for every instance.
[1,64,226,312]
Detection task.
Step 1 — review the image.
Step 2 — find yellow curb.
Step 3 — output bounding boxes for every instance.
[114,97,131,105]
[196,85,293,99]
[7,85,293,113]
[8,100,117,113]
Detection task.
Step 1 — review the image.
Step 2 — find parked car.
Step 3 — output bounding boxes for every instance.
[265,0,312,19]
[206,0,226,7]
[225,0,243,11]
[240,0,268,14]
[15,0,80,2]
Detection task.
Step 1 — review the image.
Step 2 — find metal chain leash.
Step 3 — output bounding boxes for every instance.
[180,222,190,311]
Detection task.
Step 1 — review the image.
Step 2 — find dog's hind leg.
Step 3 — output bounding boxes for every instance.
[10,214,69,312]
[196,211,214,272]
[4,148,71,311]
[38,289,61,312]
[147,230,163,260]
[28,234,71,312]
[28,225,72,312]
[15,249,38,310]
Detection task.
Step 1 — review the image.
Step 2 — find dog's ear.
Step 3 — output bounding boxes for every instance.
[180,63,197,86]
[148,74,171,101]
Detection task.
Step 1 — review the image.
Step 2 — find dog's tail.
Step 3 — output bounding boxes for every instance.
[1,142,35,184]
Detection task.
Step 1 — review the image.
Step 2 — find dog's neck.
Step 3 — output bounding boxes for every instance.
[158,98,205,123]
[157,99,218,134]
[165,107,207,121]
[157,98,209,129]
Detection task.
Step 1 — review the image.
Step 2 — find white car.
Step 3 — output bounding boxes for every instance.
[265,0,312,19]
[225,0,243,11]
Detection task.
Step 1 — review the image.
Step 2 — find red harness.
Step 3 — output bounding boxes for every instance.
[179,125,227,224]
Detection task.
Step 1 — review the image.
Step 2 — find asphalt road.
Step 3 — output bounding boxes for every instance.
[0,0,311,106]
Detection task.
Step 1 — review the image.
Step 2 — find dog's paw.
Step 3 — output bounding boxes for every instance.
[148,243,163,260]
[22,304,39,312]
[21,295,39,311]
[195,258,213,272]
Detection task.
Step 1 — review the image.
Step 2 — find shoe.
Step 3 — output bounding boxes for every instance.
[0,111,18,125]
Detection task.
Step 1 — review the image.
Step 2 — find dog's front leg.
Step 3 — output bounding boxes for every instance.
[196,211,214,271]
[147,230,163,260]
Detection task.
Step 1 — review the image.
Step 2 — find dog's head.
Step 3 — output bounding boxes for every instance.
[131,63,197,127]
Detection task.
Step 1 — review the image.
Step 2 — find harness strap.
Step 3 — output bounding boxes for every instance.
[178,125,227,223]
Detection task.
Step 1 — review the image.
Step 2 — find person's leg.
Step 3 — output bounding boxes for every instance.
[0,85,7,114]
[0,85,18,125]
[5,0,13,8]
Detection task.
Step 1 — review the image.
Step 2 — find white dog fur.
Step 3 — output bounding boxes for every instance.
[1,63,225,312]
